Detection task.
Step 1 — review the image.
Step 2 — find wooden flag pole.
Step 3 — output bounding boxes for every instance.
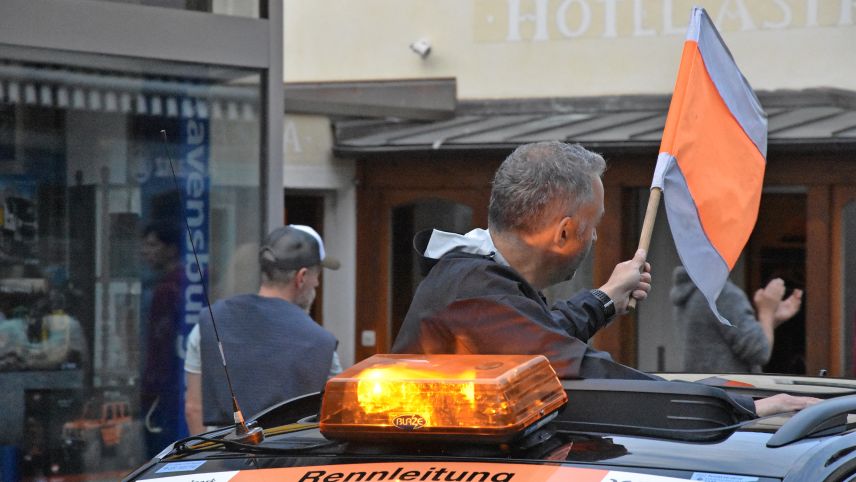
[628,187,662,310]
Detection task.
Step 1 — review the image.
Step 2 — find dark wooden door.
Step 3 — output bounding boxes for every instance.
[746,192,808,374]
[832,187,856,376]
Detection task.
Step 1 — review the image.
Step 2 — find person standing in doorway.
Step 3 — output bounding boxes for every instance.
[672,265,803,373]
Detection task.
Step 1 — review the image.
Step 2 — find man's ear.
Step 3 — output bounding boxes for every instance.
[294,267,309,288]
[553,216,578,248]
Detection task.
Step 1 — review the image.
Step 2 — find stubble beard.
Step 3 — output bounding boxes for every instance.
[295,288,316,313]
[562,238,593,283]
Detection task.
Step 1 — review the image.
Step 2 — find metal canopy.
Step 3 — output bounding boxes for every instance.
[333,88,856,158]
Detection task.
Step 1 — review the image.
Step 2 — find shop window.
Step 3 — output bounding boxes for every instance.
[0,56,263,479]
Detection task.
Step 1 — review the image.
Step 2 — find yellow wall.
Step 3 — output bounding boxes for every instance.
[285,0,856,98]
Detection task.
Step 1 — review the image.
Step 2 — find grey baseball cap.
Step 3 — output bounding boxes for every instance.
[259,224,341,271]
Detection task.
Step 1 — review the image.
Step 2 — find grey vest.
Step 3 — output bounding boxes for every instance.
[199,294,337,426]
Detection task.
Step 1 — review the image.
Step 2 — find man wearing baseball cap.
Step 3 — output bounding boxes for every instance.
[184,225,342,433]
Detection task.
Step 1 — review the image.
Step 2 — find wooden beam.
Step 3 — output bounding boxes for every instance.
[806,185,832,374]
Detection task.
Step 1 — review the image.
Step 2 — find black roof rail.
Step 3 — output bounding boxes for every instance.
[556,379,755,442]
[767,394,856,447]
[251,391,323,428]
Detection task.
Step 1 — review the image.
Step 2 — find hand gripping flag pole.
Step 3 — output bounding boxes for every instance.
[632,7,767,323]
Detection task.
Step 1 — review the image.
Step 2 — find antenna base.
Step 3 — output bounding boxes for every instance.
[224,420,265,445]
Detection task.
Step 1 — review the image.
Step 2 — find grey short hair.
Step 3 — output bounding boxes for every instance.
[261,266,298,286]
[488,142,606,234]
[261,264,320,288]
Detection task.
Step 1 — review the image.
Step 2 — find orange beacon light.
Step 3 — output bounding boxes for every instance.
[318,354,567,443]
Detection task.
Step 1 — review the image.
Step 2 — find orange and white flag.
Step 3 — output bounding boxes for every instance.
[652,7,767,325]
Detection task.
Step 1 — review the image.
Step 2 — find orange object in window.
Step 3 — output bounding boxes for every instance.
[319,354,567,443]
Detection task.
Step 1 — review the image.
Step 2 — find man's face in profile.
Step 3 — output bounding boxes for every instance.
[295,265,321,312]
[560,176,604,282]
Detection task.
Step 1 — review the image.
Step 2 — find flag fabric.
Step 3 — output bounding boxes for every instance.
[652,7,767,325]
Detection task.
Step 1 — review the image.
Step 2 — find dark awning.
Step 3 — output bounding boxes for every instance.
[333,88,856,159]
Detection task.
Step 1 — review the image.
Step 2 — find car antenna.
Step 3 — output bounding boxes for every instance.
[159,129,264,445]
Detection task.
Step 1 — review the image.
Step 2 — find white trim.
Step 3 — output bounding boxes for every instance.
[322,187,357,368]
[283,163,356,190]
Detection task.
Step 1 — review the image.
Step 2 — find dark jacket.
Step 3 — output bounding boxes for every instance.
[391,229,653,380]
[200,294,337,426]
[392,229,757,417]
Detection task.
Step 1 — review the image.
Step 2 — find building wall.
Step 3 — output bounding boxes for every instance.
[284,0,856,98]
[283,114,356,366]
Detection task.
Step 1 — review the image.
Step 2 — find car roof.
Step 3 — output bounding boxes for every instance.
[124,375,856,482]
[127,424,854,482]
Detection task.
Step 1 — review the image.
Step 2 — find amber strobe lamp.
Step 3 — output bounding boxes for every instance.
[319,354,567,443]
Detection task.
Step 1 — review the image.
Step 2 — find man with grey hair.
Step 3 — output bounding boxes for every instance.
[393,142,651,378]
[184,225,342,434]
[392,141,819,417]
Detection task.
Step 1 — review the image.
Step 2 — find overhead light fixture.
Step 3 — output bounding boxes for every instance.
[409,38,432,59]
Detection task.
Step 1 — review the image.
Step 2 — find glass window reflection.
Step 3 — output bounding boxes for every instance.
[0,56,262,478]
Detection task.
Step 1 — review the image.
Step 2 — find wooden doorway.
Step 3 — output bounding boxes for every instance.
[356,188,489,361]
[746,192,808,374]
[284,192,326,324]
[832,187,856,377]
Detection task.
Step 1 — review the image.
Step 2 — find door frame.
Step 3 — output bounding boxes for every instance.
[830,186,856,376]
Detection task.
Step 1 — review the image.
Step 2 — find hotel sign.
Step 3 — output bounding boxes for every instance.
[475,0,856,42]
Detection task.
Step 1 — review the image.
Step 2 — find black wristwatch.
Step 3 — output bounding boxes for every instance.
[590,289,616,321]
